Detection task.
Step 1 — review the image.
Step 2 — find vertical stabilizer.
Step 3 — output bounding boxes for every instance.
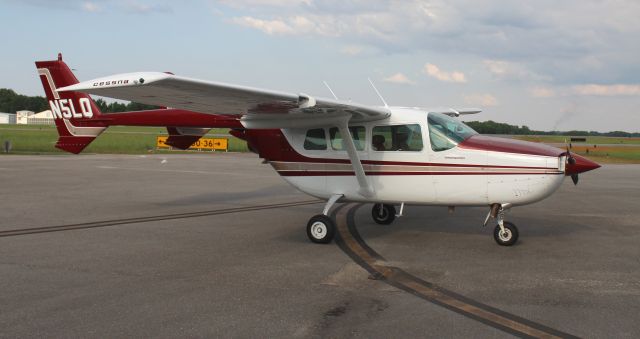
[35,53,108,154]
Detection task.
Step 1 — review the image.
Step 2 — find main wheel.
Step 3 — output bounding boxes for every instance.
[371,204,396,225]
[306,214,336,244]
[493,221,519,246]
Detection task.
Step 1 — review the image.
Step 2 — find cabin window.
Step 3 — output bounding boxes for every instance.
[372,124,423,151]
[427,112,477,152]
[303,128,327,150]
[329,126,366,151]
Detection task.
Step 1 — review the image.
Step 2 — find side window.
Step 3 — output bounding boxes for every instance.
[372,124,423,151]
[303,128,327,150]
[329,126,366,151]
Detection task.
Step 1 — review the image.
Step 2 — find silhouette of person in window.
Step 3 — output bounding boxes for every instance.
[395,133,409,151]
[372,135,386,151]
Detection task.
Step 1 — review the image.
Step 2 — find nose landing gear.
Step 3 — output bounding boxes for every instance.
[493,221,519,246]
[484,203,519,246]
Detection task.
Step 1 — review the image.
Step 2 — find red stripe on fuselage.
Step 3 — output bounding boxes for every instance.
[278,171,563,176]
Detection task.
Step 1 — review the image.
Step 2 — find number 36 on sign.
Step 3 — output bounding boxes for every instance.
[156,136,228,151]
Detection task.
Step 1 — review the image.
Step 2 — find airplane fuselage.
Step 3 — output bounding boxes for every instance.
[244,108,570,207]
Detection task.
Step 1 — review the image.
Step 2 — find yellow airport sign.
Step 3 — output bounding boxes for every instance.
[156,136,228,151]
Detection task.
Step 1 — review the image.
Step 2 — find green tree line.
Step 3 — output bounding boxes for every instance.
[0,88,157,114]
[0,88,48,113]
[465,120,640,137]
[1,88,638,136]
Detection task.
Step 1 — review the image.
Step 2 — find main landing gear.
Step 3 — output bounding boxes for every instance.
[371,204,396,225]
[484,203,519,246]
[305,197,403,243]
[306,194,341,244]
[307,215,335,244]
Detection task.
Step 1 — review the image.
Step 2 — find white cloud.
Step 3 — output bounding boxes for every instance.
[484,60,551,81]
[464,94,498,107]
[572,84,640,96]
[233,16,295,35]
[383,73,415,85]
[82,2,101,12]
[529,87,556,98]
[124,2,172,14]
[340,45,364,56]
[423,63,466,83]
[529,84,640,97]
[215,1,640,87]
[217,0,311,8]
[232,15,343,36]
[483,60,510,77]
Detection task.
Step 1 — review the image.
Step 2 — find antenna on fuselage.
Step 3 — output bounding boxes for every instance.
[368,78,388,108]
[323,81,339,100]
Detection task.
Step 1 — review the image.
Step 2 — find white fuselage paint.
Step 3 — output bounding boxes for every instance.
[276,108,565,207]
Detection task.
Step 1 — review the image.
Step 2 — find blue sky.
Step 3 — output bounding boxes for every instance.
[1,0,639,132]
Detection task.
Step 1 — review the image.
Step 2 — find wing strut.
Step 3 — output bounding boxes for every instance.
[336,118,373,197]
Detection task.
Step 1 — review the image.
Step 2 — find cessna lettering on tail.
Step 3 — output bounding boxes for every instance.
[49,98,93,119]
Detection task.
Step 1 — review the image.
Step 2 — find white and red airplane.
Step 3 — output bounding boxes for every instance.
[36,54,600,246]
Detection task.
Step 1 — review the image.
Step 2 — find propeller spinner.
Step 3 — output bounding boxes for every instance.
[564,144,600,185]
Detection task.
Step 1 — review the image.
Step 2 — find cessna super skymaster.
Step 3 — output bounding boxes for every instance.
[36,54,600,246]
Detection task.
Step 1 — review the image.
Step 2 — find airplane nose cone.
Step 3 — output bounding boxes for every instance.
[566,153,601,175]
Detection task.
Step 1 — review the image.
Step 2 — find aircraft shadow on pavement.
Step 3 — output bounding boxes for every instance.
[351,205,589,241]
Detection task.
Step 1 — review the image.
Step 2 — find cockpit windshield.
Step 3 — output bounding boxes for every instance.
[427,112,478,152]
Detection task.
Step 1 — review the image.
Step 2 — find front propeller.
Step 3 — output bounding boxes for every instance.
[565,144,580,185]
[564,142,600,184]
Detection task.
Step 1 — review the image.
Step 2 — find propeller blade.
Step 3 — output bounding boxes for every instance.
[571,174,579,185]
[566,142,576,165]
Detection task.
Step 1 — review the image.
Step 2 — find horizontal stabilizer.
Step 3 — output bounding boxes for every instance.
[55,136,98,154]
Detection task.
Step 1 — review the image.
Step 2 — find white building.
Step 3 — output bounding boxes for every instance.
[0,112,16,124]
[16,110,54,125]
[26,110,54,125]
[16,110,34,124]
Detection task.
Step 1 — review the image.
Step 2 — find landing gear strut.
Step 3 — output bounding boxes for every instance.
[484,203,519,246]
[371,204,396,225]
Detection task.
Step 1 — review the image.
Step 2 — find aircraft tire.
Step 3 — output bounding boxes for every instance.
[371,204,396,225]
[493,222,519,246]
[307,214,335,244]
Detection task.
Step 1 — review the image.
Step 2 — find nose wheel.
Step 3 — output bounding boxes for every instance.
[371,204,396,225]
[484,203,519,246]
[493,221,519,246]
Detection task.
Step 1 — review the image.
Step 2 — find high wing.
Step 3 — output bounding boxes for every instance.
[430,108,482,117]
[58,72,391,128]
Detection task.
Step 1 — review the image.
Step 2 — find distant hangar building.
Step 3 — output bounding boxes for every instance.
[16,110,54,125]
[0,112,16,124]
